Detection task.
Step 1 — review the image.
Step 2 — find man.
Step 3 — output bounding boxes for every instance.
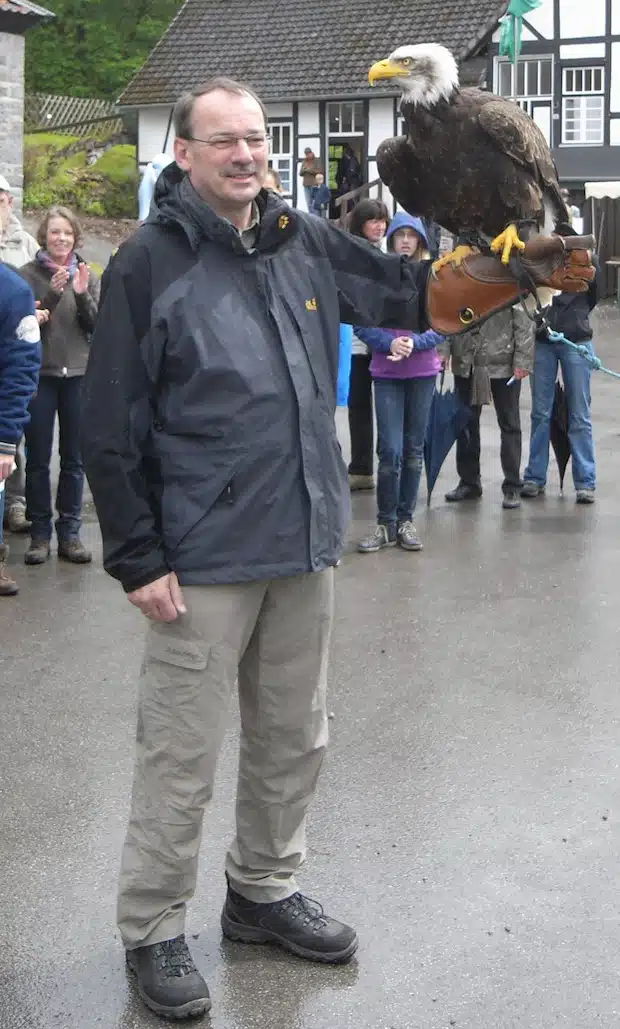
[0,175,39,534]
[561,187,581,224]
[81,77,594,1021]
[0,262,40,595]
[443,306,535,510]
[299,146,322,210]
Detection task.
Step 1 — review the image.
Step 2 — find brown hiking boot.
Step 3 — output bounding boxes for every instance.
[0,543,19,596]
[25,538,51,565]
[5,503,31,534]
[58,538,92,564]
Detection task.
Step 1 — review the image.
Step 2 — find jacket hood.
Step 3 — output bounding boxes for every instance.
[148,161,298,253]
[386,213,429,249]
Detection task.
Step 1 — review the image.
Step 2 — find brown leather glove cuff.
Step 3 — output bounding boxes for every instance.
[427,235,595,336]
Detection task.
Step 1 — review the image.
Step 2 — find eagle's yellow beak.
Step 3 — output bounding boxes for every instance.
[368,59,406,85]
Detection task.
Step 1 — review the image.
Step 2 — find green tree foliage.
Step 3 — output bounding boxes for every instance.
[25,0,183,99]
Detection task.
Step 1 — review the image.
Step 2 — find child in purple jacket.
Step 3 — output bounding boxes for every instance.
[355,214,442,553]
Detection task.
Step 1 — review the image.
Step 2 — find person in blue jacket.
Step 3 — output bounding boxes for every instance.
[309,173,331,218]
[0,262,41,594]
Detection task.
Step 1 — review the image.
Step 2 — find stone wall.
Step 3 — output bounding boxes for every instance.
[0,32,25,211]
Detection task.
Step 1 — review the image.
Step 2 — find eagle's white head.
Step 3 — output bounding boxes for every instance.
[368,44,459,108]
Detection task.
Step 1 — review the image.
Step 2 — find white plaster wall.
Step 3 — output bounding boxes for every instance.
[265,102,293,119]
[138,106,174,167]
[368,98,395,156]
[610,121,620,146]
[367,158,395,214]
[297,101,320,135]
[560,43,605,59]
[613,0,620,35]
[611,43,620,114]
[559,0,605,38]
[524,2,555,38]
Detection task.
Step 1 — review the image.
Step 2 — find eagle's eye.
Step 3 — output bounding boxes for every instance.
[401,57,412,67]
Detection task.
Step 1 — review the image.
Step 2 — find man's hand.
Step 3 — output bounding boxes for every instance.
[50,267,70,294]
[0,454,15,481]
[512,367,529,380]
[128,572,187,622]
[387,335,414,362]
[73,262,90,295]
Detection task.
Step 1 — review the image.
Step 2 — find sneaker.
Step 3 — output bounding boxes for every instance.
[24,538,51,565]
[348,474,375,492]
[358,523,397,553]
[521,481,545,498]
[58,538,92,563]
[221,885,358,964]
[0,544,18,596]
[5,503,31,534]
[576,489,595,504]
[397,520,423,551]
[502,491,521,509]
[445,483,482,502]
[126,935,211,1020]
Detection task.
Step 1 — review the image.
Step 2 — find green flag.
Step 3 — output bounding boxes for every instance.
[499,0,542,62]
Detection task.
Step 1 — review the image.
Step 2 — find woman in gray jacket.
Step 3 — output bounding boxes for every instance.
[19,206,99,565]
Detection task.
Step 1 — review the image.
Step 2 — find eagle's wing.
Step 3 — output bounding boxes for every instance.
[476,95,565,214]
[376,136,428,217]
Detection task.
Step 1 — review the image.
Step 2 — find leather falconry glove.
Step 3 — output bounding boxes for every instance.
[427,234,596,336]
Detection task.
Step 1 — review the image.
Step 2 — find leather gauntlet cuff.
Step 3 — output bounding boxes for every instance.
[427,235,596,336]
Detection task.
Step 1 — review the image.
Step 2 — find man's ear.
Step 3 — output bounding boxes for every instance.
[174,137,191,172]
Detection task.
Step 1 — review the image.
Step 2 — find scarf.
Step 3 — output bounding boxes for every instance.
[36,248,79,279]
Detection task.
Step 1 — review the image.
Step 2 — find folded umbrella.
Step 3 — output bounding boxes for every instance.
[550,379,571,491]
[424,372,471,505]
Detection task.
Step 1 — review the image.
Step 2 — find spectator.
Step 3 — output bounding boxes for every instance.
[336,144,362,196]
[0,263,40,595]
[309,172,331,218]
[560,188,581,224]
[264,167,283,194]
[0,175,39,534]
[139,153,174,222]
[18,206,99,566]
[443,306,535,509]
[522,242,599,504]
[356,214,443,553]
[346,198,390,491]
[299,147,322,210]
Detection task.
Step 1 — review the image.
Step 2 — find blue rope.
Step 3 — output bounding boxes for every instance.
[546,329,620,379]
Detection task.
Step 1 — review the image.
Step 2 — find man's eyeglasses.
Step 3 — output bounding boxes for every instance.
[185,133,271,151]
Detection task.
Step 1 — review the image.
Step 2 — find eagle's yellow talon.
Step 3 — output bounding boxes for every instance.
[490,224,526,265]
[432,244,473,272]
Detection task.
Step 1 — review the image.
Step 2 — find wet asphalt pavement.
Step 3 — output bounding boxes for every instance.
[1,303,620,1029]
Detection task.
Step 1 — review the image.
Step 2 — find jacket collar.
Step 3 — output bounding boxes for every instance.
[149,163,298,254]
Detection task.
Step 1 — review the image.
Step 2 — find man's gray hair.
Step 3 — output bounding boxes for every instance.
[173,77,267,140]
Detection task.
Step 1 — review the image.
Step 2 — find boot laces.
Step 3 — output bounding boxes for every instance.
[279,892,329,931]
[154,936,196,978]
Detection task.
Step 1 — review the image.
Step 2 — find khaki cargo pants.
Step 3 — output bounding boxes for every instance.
[117,569,333,950]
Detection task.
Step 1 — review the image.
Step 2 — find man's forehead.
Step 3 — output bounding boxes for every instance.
[192,90,265,131]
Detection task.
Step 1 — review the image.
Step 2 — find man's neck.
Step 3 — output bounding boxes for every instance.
[190,182,255,230]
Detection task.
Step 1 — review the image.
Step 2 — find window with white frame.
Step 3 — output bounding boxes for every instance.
[327,101,364,135]
[494,57,553,116]
[562,66,604,145]
[269,122,293,194]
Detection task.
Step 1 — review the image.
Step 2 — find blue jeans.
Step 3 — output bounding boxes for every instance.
[304,185,313,211]
[524,339,596,490]
[374,376,436,524]
[25,375,85,541]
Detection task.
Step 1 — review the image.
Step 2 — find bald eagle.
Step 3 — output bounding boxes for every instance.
[368,44,568,266]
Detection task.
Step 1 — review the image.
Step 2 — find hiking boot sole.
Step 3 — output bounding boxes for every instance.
[24,551,50,566]
[0,584,19,596]
[399,540,423,551]
[221,910,359,964]
[126,957,212,1021]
